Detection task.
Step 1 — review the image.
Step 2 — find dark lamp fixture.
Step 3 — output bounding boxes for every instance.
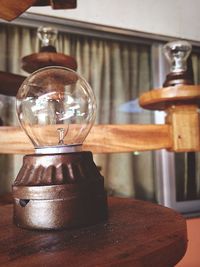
[13,66,107,230]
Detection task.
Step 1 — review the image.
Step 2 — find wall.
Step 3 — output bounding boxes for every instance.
[28,0,200,42]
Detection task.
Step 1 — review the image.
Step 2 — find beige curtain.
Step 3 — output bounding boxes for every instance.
[58,34,155,200]
[0,23,155,201]
[0,24,39,194]
[192,53,200,199]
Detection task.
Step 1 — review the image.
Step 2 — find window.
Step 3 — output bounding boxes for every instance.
[0,15,155,201]
[0,14,200,215]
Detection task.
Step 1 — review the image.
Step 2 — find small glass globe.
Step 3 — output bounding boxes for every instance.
[163,40,192,73]
[16,66,97,152]
[37,26,58,47]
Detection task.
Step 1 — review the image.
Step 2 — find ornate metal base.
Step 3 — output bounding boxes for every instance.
[12,151,108,230]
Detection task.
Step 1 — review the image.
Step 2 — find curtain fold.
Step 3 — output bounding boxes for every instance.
[58,34,155,199]
[0,23,155,201]
[0,24,38,194]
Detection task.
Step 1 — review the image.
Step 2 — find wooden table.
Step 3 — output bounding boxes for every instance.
[0,197,187,267]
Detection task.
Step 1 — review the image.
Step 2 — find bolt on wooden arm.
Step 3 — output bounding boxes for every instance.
[139,84,200,152]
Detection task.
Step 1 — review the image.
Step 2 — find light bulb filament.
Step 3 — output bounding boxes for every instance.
[57,127,68,145]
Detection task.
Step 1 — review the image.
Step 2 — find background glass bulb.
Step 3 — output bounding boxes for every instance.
[163,40,192,73]
[37,26,58,47]
[16,66,97,151]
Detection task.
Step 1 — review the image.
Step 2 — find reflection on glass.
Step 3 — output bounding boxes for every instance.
[163,40,192,73]
[37,26,58,48]
[16,66,97,148]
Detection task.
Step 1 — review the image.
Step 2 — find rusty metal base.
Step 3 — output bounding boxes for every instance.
[13,184,107,230]
[12,152,108,230]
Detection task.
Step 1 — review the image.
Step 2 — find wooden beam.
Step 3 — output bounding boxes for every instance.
[0,0,76,21]
[166,105,200,152]
[0,124,171,154]
[0,0,37,21]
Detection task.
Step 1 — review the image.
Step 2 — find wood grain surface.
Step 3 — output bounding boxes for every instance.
[0,0,37,21]
[0,0,76,21]
[166,105,200,152]
[21,52,77,73]
[0,197,187,267]
[139,84,200,110]
[0,124,171,154]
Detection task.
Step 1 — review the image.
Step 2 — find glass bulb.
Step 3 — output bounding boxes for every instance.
[163,40,192,73]
[37,26,58,47]
[16,67,97,152]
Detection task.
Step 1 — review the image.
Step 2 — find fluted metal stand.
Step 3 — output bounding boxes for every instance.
[12,151,107,230]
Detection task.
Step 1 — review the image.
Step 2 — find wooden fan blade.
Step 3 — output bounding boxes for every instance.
[50,0,77,9]
[0,0,76,21]
[0,71,25,96]
[34,0,77,8]
[0,0,37,21]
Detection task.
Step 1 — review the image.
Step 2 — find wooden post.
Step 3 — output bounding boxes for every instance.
[139,85,200,152]
[166,105,200,152]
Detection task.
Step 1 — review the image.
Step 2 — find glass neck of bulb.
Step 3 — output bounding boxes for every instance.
[37,26,58,52]
[170,52,187,73]
[41,36,55,47]
[35,144,83,154]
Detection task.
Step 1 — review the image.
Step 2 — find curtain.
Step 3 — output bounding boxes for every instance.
[58,34,155,199]
[0,25,39,194]
[192,53,200,199]
[0,23,155,201]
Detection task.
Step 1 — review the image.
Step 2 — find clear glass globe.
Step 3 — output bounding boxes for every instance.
[37,26,58,47]
[16,66,97,151]
[163,40,192,73]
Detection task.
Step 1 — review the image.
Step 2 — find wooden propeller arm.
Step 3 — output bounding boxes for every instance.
[0,84,199,154]
[0,124,171,154]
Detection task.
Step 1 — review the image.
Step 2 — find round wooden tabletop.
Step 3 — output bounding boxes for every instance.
[0,197,187,267]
